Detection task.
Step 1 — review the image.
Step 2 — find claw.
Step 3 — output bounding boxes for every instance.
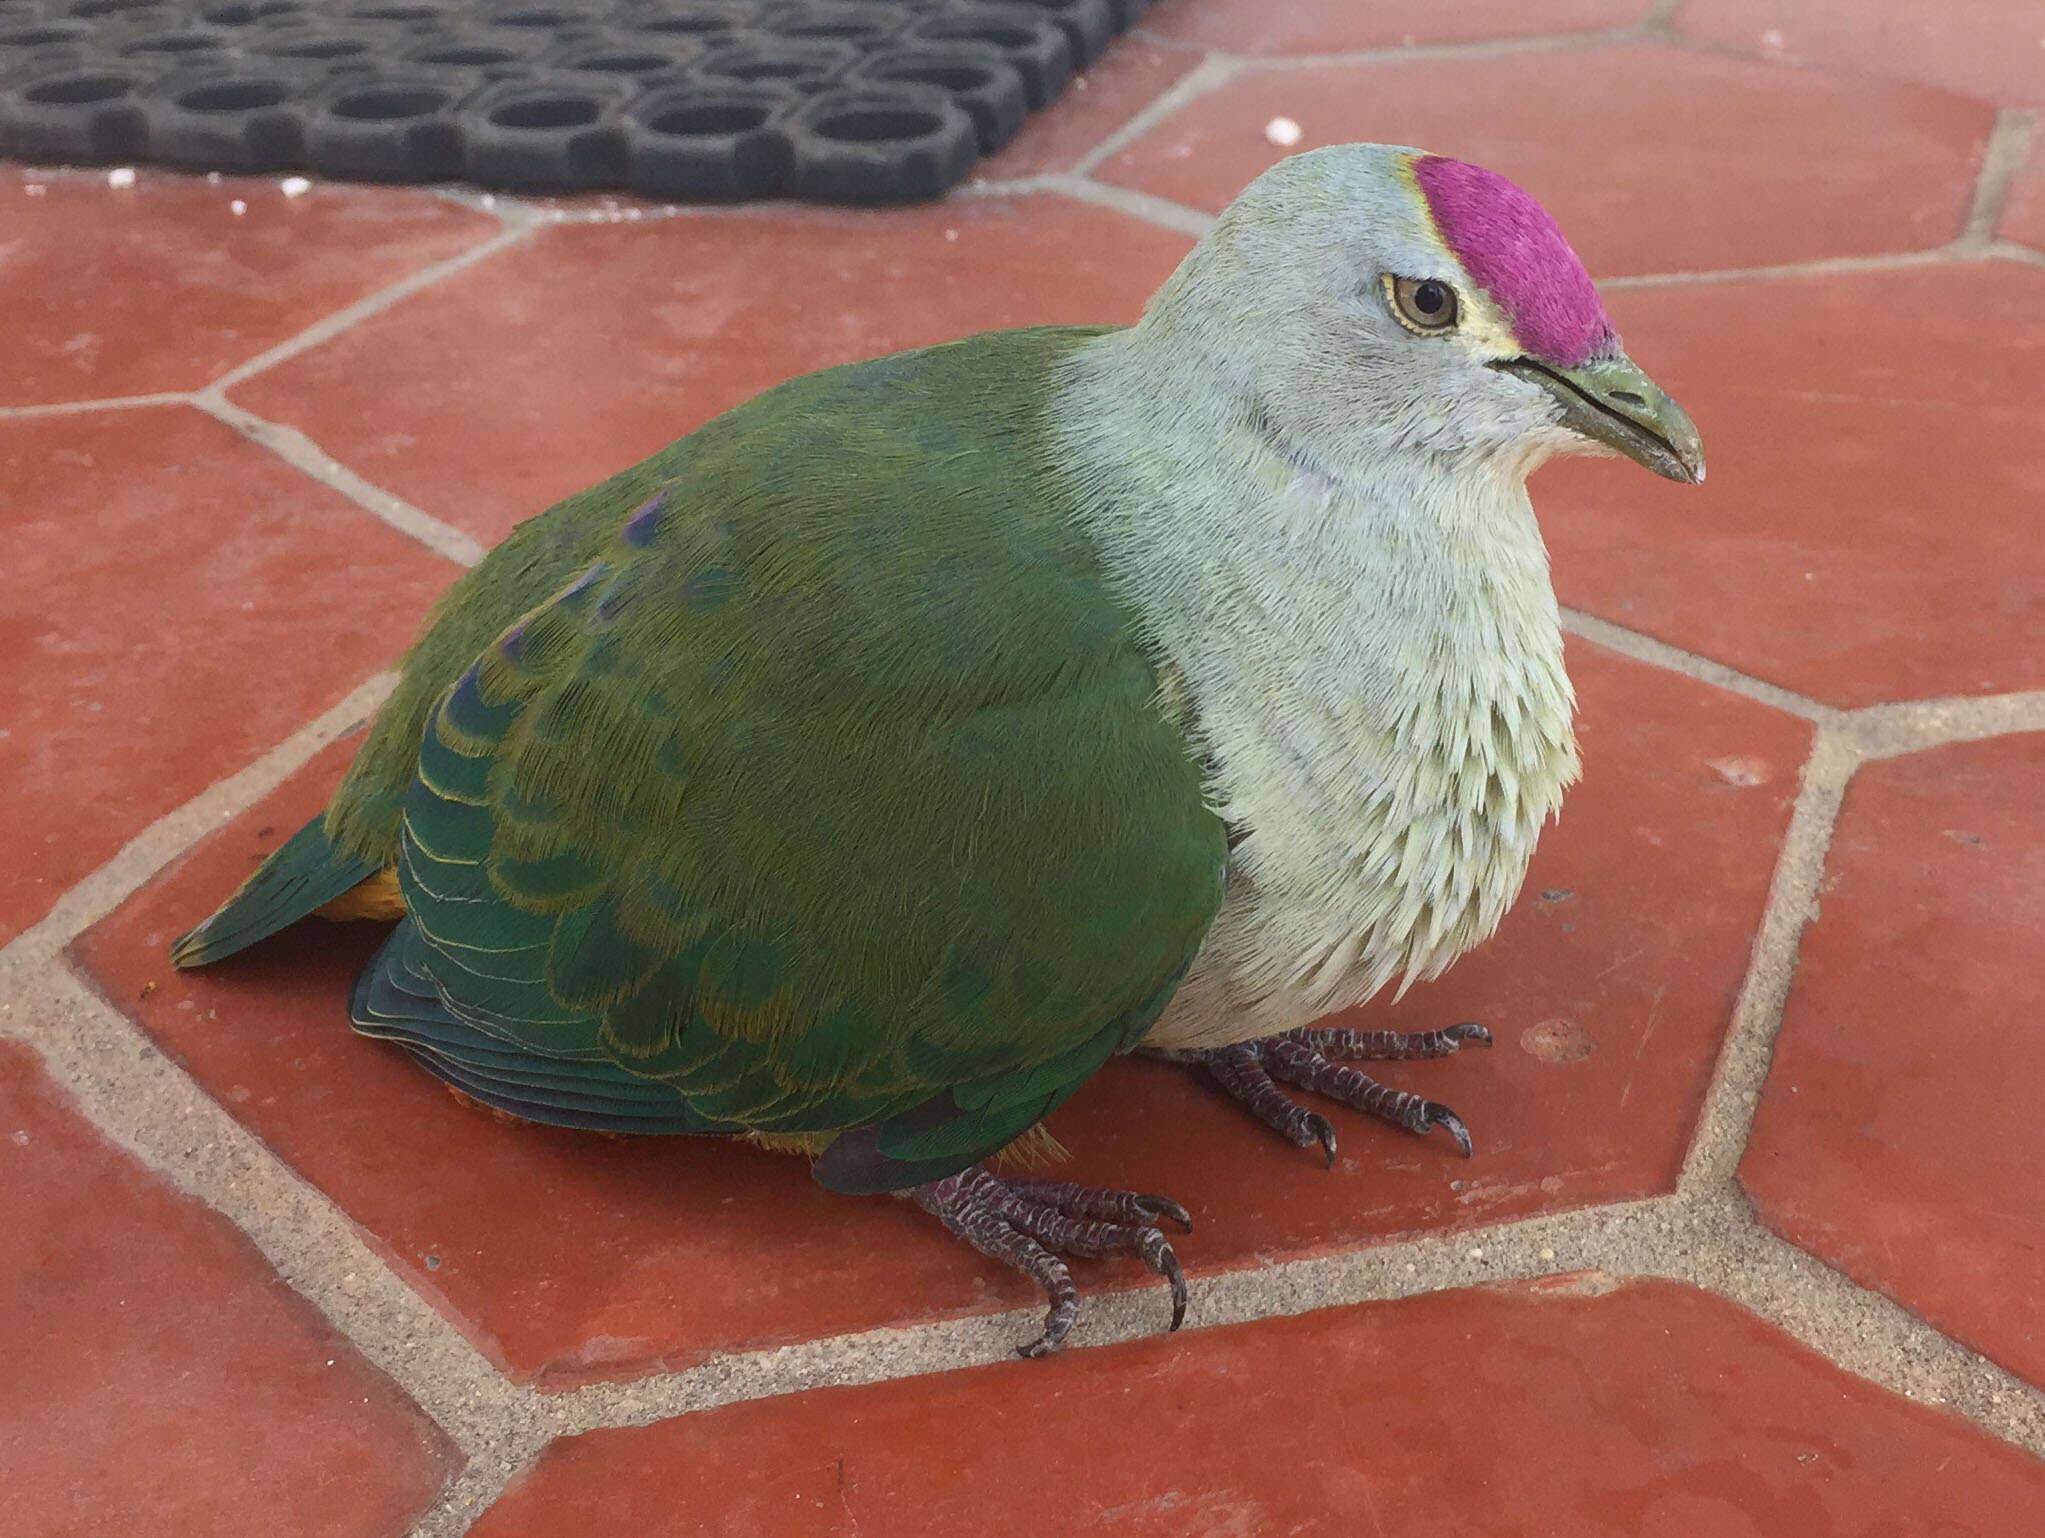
[1137,1194,1195,1233]
[1308,1111,1337,1168]
[1428,1104,1474,1158]
[1138,1230,1190,1331]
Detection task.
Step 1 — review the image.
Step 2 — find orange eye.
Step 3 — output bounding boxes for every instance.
[1385,274,1460,334]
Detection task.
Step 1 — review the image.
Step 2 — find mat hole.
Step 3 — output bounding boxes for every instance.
[24,74,133,105]
[123,33,229,52]
[646,102,770,136]
[489,95,600,129]
[177,79,292,112]
[569,53,672,73]
[812,107,939,143]
[882,64,991,91]
[275,38,372,59]
[414,44,516,65]
[332,87,448,120]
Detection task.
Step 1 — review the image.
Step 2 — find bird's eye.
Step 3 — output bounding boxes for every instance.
[1384,274,1460,334]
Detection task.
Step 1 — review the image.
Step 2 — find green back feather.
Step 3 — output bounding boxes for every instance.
[333,327,1226,1187]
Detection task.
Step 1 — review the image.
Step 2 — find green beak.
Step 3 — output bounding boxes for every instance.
[1494,353,1705,485]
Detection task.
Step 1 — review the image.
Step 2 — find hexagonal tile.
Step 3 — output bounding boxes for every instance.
[1094,44,1990,275]
[1677,0,2045,106]
[1536,263,2045,708]
[0,406,460,945]
[227,198,1195,546]
[465,1279,2045,1537]
[0,167,498,408]
[72,640,1807,1386]
[0,1040,457,1536]
[1141,0,1650,56]
[1744,734,2045,1388]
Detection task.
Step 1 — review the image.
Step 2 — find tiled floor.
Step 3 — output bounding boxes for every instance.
[4,2,2043,1535]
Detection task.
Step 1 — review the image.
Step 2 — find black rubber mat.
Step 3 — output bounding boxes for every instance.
[0,0,1151,202]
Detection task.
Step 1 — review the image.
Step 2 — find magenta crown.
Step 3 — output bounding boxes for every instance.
[1412,155,1617,369]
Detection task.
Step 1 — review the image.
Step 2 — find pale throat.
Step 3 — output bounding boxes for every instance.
[1051,332,1581,1046]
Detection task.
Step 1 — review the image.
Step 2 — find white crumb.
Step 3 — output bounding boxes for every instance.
[107,166,136,188]
[279,175,311,197]
[230,199,247,216]
[1264,116,1302,148]
[24,182,45,197]
[206,170,221,184]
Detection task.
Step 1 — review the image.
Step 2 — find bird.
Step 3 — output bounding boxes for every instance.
[171,143,1703,1358]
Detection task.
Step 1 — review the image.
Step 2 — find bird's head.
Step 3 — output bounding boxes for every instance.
[1139,143,1704,487]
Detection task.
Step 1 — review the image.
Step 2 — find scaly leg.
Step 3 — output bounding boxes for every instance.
[912,1166,1192,1357]
[1161,1022,1492,1165]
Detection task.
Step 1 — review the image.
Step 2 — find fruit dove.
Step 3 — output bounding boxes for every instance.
[174,144,1703,1356]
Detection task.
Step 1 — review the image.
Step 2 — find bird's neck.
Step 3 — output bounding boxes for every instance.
[1048,326,1575,751]
[1047,325,1580,1022]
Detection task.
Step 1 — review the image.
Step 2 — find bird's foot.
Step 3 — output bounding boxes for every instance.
[1175,1023,1492,1165]
[912,1166,1192,1358]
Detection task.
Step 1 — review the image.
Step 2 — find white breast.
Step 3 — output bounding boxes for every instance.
[1136,465,1579,1050]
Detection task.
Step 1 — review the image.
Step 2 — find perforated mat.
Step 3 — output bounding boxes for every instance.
[0,0,1151,202]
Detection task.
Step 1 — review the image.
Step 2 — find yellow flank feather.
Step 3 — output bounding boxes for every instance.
[315,868,407,923]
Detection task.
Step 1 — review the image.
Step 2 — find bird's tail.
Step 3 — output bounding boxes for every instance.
[169,815,381,968]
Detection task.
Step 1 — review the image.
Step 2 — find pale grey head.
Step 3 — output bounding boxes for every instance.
[1135,143,1703,490]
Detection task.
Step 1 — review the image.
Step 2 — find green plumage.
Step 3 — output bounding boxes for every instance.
[176,327,1227,1193]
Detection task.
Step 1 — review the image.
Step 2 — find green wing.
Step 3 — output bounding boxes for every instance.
[346,329,1226,1192]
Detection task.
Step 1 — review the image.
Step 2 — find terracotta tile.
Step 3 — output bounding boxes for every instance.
[0,1040,456,1535]
[2002,142,2045,248]
[467,1279,2045,1536]
[1095,43,1989,275]
[1744,735,2045,1388]
[0,407,459,945]
[974,40,1203,179]
[0,167,498,407]
[229,199,1194,545]
[1677,0,2045,106]
[1537,264,2045,708]
[1140,0,1648,55]
[73,641,1805,1386]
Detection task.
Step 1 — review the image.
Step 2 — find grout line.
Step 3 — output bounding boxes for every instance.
[1844,691,2045,760]
[1028,172,1217,238]
[208,221,536,395]
[1068,52,1242,177]
[1560,608,1836,723]
[195,395,488,570]
[0,675,552,1469]
[406,1451,549,1538]
[1690,1213,2045,1450]
[1677,725,1856,1193]
[0,959,539,1461]
[1601,245,1960,290]
[0,391,191,420]
[1,674,398,971]
[1960,109,2040,248]
[505,1189,2045,1462]
[1224,28,1649,75]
